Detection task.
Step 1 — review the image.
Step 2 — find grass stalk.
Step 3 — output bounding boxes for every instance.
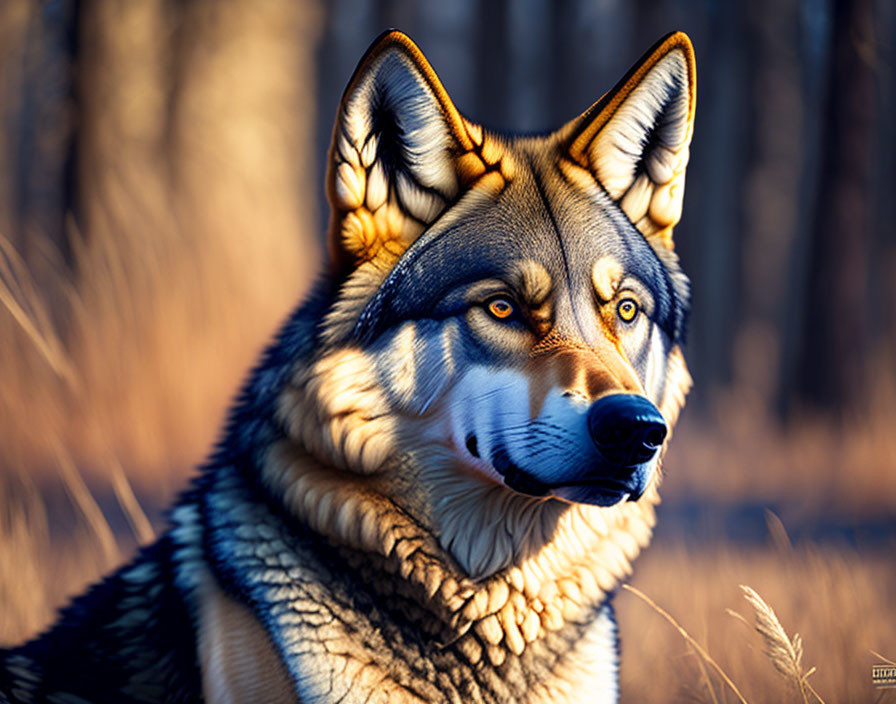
[738,585,827,704]
[622,583,750,704]
[110,458,154,545]
[52,440,119,567]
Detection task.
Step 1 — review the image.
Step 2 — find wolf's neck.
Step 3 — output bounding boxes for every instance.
[260,438,658,670]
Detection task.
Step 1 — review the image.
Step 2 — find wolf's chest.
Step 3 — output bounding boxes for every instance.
[197,571,620,704]
[181,467,621,704]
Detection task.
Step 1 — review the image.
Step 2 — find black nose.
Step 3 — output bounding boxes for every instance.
[587,394,667,466]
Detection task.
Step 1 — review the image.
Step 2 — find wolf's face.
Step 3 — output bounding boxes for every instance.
[274,31,694,579]
[358,145,689,507]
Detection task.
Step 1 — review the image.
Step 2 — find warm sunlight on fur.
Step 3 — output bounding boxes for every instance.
[1,3,893,703]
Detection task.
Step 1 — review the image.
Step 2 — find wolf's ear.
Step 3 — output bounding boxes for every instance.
[327,31,489,272]
[567,32,696,249]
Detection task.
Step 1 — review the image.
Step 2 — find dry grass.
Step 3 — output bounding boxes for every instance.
[0,471,127,645]
[618,541,896,703]
[623,583,749,704]
[0,0,322,498]
[736,584,824,703]
[664,378,896,517]
[625,580,829,703]
[0,2,324,647]
[624,578,837,703]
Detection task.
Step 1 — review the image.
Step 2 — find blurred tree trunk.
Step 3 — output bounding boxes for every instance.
[549,0,576,128]
[74,0,174,277]
[474,0,508,129]
[777,0,832,418]
[506,0,551,133]
[377,0,415,35]
[62,0,325,471]
[632,0,668,54]
[794,0,874,414]
[546,0,633,130]
[868,0,896,359]
[733,0,804,411]
[416,1,477,114]
[683,1,749,406]
[17,0,77,265]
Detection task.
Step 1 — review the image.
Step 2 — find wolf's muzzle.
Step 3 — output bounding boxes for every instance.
[491,393,667,507]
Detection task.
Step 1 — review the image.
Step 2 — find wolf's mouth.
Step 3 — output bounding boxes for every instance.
[490,445,646,504]
[491,447,552,496]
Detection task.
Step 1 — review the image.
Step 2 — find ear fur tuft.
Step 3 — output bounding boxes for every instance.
[568,31,696,249]
[327,31,477,271]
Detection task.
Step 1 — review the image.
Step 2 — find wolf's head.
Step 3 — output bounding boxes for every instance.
[270,31,694,582]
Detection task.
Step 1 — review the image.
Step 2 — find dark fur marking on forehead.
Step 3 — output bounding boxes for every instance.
[528,157,589,336]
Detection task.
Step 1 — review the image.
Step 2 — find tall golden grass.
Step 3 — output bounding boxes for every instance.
[0,0,322,499]
[1,471,105,644]
[618,541,896,703]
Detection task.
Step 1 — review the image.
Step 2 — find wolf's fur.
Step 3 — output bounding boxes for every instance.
[1,30,695,703]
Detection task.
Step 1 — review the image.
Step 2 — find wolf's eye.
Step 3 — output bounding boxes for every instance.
[617,298,639,323]
[487,297,516,321]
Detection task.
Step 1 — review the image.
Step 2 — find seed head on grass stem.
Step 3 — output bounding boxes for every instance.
[738,585,826,704]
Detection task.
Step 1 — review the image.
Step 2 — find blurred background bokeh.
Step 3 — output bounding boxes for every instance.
[1,1,894,701]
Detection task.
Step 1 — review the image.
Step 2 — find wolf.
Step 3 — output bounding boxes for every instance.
[1,29,695,704]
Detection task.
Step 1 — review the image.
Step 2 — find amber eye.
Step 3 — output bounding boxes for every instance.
[487,297,516,321]
[617,298,639,323]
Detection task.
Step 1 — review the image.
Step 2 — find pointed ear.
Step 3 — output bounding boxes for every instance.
[327,31,488,272]
[567,32,696,249]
